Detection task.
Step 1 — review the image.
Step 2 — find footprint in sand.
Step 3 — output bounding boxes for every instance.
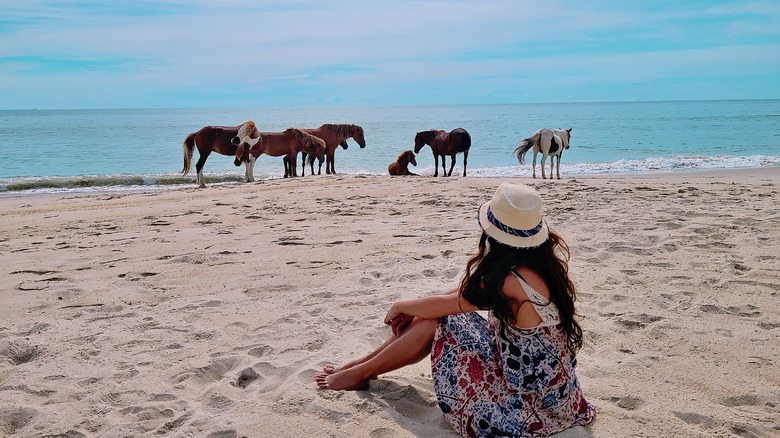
[609,396,644,410]
[673,411,716,428]
[233,367,259,389]
[0,407,38,435]
[0,341,41,365]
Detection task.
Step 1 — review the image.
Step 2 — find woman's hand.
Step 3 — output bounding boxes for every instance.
[384,303,413,336]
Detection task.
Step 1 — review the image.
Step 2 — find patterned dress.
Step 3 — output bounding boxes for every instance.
[431,273,595,437]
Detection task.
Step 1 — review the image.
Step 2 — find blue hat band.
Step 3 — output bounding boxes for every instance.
[486,206,544,238]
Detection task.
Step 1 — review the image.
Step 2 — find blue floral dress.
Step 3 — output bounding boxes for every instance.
[431,275,595,437]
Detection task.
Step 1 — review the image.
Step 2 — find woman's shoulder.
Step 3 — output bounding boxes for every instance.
[505,266,550,301]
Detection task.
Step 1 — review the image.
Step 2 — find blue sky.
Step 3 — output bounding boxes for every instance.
[1,0,779,109]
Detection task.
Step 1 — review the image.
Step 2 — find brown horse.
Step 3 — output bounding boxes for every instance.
[388,150,417,175]
[413,128,471,177]
[303,141,347,176]
[182,120,258,188]
[235,128,326,178]
[301,124,366,175]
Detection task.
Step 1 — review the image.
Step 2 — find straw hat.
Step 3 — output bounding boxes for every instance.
[478,183,549,249]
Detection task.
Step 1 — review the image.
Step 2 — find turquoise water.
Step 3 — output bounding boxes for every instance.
[0,100,778,192]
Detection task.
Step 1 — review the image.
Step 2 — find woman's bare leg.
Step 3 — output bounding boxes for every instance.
[322,334,397,374]
[316,317,438,390]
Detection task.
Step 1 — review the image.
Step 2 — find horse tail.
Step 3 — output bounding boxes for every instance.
[182,132,197,175]
[512,132,539,165]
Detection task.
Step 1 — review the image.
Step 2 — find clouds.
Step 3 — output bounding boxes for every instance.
[1,1,778,108]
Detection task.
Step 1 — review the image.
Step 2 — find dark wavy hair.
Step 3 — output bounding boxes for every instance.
[458,230,583,353]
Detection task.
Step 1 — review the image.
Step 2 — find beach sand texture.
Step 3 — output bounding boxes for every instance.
[1,169,778,437]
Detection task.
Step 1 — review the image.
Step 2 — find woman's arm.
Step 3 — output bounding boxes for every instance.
[384,289,478,326]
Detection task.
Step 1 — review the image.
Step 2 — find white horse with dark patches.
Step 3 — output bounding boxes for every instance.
[512,128,572,179]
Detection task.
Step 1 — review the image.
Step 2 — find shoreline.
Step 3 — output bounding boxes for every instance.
[1,169,778,436]
[1,165,777,200]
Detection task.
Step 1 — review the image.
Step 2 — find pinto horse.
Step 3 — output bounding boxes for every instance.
[414,128,471,177]
[512,128,572,179]
[182,121,259,188]
[235,127,326,178]
[300,124,366,175]
[388,150,417,175]
[303,141,347,176]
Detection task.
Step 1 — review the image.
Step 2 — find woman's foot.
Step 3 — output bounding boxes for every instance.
[315,368,375,391]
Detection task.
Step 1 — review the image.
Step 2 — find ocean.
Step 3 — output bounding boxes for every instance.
[1,100,778,194]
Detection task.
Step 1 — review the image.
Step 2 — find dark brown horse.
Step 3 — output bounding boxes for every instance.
[235,128,326,178]
[388,150,417,175]
[182,120,258,188]
[413,128,471,177]
[303,141,347,176]
[300,124,366,175]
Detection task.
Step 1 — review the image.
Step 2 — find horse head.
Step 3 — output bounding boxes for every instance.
[352,126,366,148]
[403,150,417,167]
[558,128,572,150]
[413,132,426,154]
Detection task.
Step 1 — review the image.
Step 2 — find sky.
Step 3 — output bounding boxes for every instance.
[1,0,779,109]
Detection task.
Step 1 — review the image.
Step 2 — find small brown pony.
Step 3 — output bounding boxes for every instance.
[414,128,471,177]
[182,121,257,188]
[235,127,326,178]
[388,150,417,175]
[303,141,347,176]
[301,124,366,175]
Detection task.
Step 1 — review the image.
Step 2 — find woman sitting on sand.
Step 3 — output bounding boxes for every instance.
[316,182,595,437]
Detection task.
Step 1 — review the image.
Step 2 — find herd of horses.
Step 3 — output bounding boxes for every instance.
[181,121,572,187]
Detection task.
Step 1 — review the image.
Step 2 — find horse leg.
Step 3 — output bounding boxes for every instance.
[462,150,468,177]
[531,150,537,179]
[290,153,299,177]
[325,152,334,175]
[194,149,211,188]
[301,153,307,177]
[447,155,456,177]
[540,154,547,180]
[433,155,439,177]
[556,155,561,180]
[244,158,252,182]
[549,155,555,179]
[249,155,257,182]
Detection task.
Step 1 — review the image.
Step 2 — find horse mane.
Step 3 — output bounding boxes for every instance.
[286,127,326,150]
[397,150,414,163]
[241,120,257,143]
[322,124,362,138]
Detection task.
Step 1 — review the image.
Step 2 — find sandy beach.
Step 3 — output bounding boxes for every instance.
[1,168,778,437]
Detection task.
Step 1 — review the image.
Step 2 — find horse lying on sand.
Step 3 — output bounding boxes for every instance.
[512,128,572,179]
[388,150,417,175]
[235,127,326,178]
[300,124,366,175]
[303,141,347,176]
[182,120,259,188]
[414,128,471,177]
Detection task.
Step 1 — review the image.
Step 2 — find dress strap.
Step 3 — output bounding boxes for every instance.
[511,270,550,305]
[510,270,561,327]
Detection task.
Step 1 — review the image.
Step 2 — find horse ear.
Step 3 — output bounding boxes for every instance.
[567,128,572,133]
